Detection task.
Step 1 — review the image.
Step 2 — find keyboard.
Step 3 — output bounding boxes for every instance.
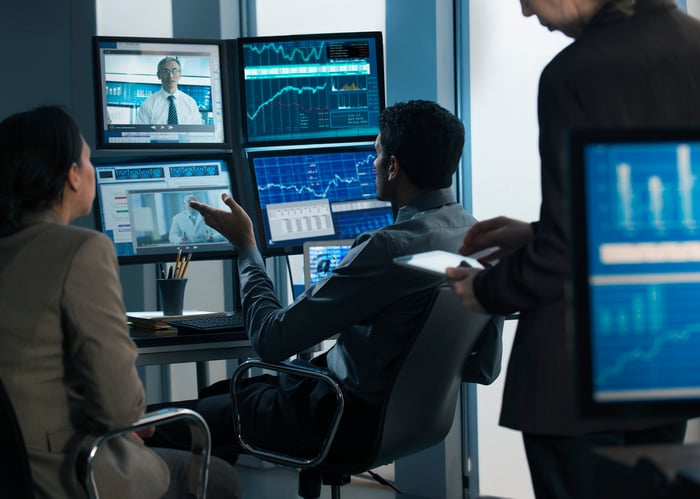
[167,313,245,333]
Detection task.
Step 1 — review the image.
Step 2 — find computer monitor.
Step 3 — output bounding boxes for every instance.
[236,31,385,146]
[303,239,354,288]
[568,128,700,419]
[93,154,238,265]
[247,145,394,255]
[93,36,230,148]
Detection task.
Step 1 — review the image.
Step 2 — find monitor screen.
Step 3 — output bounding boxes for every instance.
[237,31,385,146]
[247,145,394,255]
[303,239,354,288]
[568,128,700,419]
[93,36,229,148]
[94,155,237,264]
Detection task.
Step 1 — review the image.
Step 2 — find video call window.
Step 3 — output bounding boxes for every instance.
[237,31,385,146]
[94,156,237,264]
[93,36,229,148]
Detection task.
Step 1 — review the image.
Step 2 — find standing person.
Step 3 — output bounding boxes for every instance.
[446,1,700,498]
[136,56,202,125]
[0,105,240,499]
[148,100,484,460]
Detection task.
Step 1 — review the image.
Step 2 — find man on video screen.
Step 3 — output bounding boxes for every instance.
[136,57,202,125]
[169,193,223,244]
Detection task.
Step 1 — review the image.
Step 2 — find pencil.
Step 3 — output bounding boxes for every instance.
[174,247,182,279]
[179,252,192,279]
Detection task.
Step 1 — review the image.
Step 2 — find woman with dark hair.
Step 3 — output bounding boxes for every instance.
[0,106,241,498]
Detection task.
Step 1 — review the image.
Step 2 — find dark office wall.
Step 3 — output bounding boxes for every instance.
[0,0,97,147]
[0,0,98,231]
[385,0,438,105]
[172,0,221,38]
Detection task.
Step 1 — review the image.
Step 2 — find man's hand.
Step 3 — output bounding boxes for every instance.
[189,193,256,250]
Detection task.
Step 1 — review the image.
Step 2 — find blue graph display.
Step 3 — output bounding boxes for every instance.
[239,33,384,145]
[248,147,394,254]
[307,244,352,286]
[253,151,378,207]
[583,139,700,402]
[585,142,700,275]
[591,282,700,396]
[335,210,394,237]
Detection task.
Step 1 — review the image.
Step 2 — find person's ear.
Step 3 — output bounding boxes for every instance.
[387,156,400,181]
[66,162,81,193]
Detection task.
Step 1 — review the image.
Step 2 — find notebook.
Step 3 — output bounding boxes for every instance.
[302,239,354,288]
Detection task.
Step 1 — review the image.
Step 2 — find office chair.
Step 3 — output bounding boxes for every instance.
[80,407,211,499]
[0,376,35,498]
[0,376,211,499]
[231,285,494,499]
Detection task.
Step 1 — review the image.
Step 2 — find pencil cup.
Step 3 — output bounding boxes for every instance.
[157,278,188,316]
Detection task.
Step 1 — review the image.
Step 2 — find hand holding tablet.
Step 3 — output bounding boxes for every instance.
[394,250,485,276]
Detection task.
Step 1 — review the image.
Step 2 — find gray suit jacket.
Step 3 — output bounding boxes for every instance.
[474,0,700,435]
[0,211,169,498]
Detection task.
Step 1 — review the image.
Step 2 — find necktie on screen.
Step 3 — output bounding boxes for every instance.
[167,95,178,125]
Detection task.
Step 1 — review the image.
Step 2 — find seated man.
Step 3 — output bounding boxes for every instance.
[152,100,478,460]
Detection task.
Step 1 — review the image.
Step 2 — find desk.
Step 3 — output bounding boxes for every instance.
[133,329,255,366]
[132,328,256,391]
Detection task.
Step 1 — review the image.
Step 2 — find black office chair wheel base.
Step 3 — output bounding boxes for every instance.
[298,469,322,498]
[324,474,351,499]
[323,474,351,487]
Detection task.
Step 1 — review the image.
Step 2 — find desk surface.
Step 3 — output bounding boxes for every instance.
[132,327,256,366]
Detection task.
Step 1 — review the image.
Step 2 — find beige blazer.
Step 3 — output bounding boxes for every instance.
[0,211,169,498]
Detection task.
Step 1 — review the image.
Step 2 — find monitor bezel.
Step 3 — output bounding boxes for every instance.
[236,31,386,148]
[92,152,239,266]
[92,35,232,150]
[568,127,700,420]
[246,143,389,256]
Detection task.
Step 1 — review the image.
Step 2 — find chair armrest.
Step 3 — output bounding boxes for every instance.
[230,359,345,468]
[81,407,210,499]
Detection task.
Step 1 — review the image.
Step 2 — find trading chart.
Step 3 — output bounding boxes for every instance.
[584,141,700,401]
[240,34,383,144]
[250,148,393,246]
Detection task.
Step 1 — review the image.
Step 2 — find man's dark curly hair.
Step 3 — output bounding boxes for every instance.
[378,100,464,189]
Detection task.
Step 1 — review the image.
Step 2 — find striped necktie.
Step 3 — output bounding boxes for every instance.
[167,95,178,125]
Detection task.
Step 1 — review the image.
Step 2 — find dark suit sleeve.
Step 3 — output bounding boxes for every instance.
[62,233,146,432]
[473,61,590,315]
[238,231,436,362]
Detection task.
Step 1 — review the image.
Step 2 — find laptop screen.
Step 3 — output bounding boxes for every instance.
[303,239,354,288]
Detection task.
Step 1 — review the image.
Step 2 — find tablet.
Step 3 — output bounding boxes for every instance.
[394,250,484,276]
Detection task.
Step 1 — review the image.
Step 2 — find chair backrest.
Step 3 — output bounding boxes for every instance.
[0,377,35,498]
[370,285,492,466]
